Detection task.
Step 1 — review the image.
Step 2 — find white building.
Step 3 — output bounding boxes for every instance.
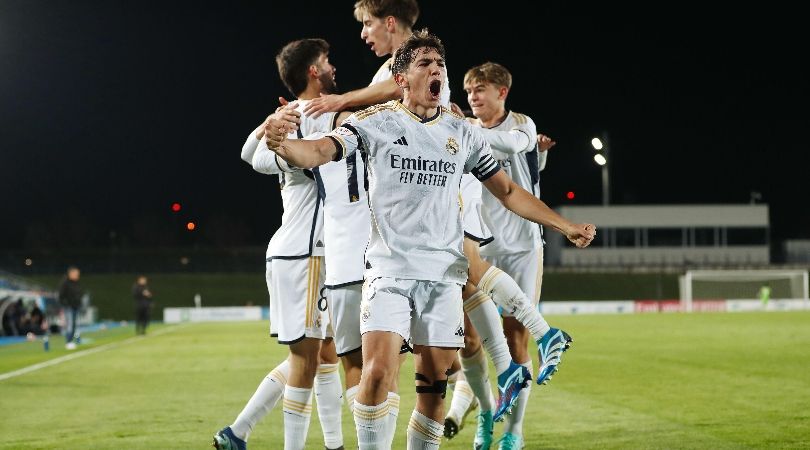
[545,205,769,267]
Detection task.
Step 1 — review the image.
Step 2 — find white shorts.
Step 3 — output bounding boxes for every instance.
[483,247,544,317]
[271,256,328,344]
[327,283,363,356]
[265,262,279,337]
[361,277,464,348]
[461,175,493,245]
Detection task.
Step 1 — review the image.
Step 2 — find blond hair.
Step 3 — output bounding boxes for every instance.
[353,0,419,29]
[463,62,512,89]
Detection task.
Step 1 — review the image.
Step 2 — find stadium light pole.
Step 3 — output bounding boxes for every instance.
[592,134,610,206]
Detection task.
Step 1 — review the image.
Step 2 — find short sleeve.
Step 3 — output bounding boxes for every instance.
[464,124,501,182]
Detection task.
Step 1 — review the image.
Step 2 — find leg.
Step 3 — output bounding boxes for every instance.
[406,280,466,449]
[444,351,477,439]
[225,358,291,443]
[460,278,511,374]
[64,307,77,348]
[461,319,496,450]
[355,331,402,449]
[329,284,364,399]
[315,338,344,450]
[276,256,326,450]
[409,345,456,449]
[283,337,322,450]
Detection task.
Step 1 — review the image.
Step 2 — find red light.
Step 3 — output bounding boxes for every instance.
[566,191,575,200]
[186,222,196,231]
[171,202,181,212]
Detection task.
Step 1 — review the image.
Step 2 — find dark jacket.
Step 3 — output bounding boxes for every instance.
[132,283,152,308]
[58,278,83,309]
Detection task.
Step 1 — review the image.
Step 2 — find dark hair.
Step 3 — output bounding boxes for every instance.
[275,38,330,97]
[353,0,419,29]
[390,28,445,75]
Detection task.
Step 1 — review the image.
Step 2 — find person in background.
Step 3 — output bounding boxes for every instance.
[133,275,153,335]
[58,266,84,349]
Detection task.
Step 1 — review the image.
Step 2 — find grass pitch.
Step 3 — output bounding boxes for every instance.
[1,311,809,449]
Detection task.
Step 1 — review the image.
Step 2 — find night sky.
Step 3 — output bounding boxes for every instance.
[2,2,808,251]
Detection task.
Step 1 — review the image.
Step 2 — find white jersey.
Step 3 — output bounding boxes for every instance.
[251,101,337,259]
[478,111,544,255]
[309,56,452,285]
[326,101,501,284]
[370,57,451,108]
[313,153,370,287]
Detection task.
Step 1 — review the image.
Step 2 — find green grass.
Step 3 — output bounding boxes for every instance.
[2,312,808,449]
[28,272,680,321]
[29,273,268,321]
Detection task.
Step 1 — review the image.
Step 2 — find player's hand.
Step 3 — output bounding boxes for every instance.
[264,118,292,149]
[254,101,300,140]
[537,134,556,152]
[302,93,346,118]
[449,102,464,116]
[565,223,596,248]
[270,100,301,129]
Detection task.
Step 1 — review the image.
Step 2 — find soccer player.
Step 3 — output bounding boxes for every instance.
[307,2,529,442]
[302,0,449,118]
[463,61,565,449]
[265,30,595,450]
[304,3,453,446]
[214,39,344,450]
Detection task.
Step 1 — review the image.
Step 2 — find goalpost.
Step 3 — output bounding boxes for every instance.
[682,269,809,312]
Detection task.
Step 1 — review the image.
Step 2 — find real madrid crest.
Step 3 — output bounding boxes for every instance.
[446,137,459,155]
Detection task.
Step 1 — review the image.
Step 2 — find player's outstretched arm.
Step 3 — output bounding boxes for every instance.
[481,170,596,248]
[303,79,402,118]
[264,118,338,169]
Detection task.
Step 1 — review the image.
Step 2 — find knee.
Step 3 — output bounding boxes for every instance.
[290,349,321,377]
[362,359,392,390]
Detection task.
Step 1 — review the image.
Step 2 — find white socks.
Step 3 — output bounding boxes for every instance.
[314,363,343,449]
[345,385,359,413]
[446,376,476,425]
[407,410,443,450]
[384,392,400,449]
[461,347,495,412]
[230,359,290,440]
[282,385,313,450]
[478,266,551,341]
[354,400,389,450]
[464,290,511,374]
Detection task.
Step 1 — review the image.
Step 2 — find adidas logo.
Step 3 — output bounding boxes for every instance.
[393,136,408,145]
[454,326,465,337]
[315,240,324,248]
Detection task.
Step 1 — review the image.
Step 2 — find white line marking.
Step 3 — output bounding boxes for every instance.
[0,325,184,382]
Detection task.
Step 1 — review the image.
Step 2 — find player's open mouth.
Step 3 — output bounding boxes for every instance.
[429,80,441,99]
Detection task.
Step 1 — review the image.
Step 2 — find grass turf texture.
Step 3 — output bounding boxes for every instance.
[1,311,808,449]
[28,272,680,321]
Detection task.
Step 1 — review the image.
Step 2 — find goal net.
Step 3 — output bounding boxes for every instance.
[681,269,809,312]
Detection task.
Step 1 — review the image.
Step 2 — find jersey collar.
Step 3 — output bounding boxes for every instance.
[397,101,442,125]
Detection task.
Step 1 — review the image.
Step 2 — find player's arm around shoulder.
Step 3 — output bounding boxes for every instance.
[265,106,371,169]
[265,118,340,169]
[481,170,596,248]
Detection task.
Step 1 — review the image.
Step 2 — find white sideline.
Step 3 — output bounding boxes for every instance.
[0,325,184,382]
